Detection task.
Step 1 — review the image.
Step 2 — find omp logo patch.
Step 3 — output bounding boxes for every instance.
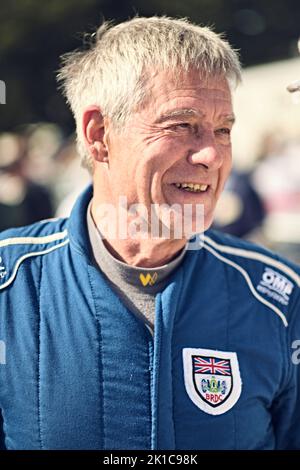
[0,256,7,280]
[139,272,158,286]
[257,267,294,306]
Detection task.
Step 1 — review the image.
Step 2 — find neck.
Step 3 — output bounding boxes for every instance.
[91,201,186,268]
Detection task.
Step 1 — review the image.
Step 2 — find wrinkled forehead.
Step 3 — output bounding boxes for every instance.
[142,68,232,105]
[146,66,232,91]
[140,68,233,117]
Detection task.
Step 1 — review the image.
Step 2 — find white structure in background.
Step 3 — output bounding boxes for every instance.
[232,57,300,169]
[230,56,300,260]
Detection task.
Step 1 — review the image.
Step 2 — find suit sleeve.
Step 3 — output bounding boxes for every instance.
[0,409,6,450]
[271,295,300,449]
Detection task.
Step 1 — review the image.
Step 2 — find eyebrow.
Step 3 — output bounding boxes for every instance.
[221,114,236,125]
[154,108,236,125]
[154,108,203,124]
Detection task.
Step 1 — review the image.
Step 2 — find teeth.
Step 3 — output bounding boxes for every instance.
[174,183,208,192]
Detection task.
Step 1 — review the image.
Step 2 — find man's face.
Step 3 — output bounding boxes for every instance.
[103,69,234,235]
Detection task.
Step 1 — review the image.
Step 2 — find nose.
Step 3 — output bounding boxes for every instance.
[187,132,224,171]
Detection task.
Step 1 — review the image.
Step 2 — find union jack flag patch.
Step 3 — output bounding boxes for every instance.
[183,348,242,415]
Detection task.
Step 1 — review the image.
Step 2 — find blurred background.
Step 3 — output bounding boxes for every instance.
[0,0,300,262]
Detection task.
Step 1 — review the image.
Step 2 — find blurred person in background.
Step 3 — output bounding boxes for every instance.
[252,134,300,264]
[243,39,300,264]
[213,168,265,239]
[21,123,63,189]
[0,132,53,231]
[53,135,91,217]
[250,41,300,265]
[1,17,300,451]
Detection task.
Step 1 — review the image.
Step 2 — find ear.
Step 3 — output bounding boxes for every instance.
[82,106,109,164]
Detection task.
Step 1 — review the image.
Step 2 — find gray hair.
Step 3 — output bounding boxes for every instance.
[57,16,241,171]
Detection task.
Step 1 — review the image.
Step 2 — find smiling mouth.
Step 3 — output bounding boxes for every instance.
[172,182,209,193]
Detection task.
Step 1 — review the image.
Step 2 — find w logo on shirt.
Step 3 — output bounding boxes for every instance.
[139,272,158,286]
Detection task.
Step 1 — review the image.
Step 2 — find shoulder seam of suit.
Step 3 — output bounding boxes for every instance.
[204,235,300,288]
[0,239,69,291]
[203,242,288,327]
[0,229,68,248]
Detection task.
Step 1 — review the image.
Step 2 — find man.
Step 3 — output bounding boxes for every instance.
[0,16,300,450]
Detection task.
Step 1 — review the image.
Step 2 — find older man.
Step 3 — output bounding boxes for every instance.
[0,17,300,450]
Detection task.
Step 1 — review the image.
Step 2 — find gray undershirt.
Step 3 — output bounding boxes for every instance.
[87,200,187,330]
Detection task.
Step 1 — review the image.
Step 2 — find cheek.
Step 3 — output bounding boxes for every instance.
[139,141,182,182]
[153,139,190,180]
[220,146,232,179]
[227,152,233,175]
[213,147,232,199]
[151,134,186,156]
[224,153,232,178]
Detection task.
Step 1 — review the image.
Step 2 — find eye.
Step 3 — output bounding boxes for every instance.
[215,127,231,136]
[167,122,194,132]
[176,123,191,129]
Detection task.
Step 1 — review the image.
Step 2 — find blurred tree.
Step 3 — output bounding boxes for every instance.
[0,0,299,134]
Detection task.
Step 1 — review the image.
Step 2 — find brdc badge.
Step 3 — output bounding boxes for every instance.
[183,348,242,415]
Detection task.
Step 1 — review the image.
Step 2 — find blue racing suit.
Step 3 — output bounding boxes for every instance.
[0,185,300,449]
